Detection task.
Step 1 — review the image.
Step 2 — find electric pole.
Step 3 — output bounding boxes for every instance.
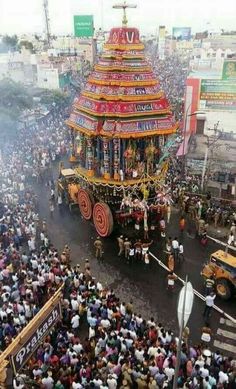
[43,0,51,48]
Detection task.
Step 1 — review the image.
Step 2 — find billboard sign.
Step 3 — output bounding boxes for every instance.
[11,301,61,373]
[74,15,94,38]
[172,27,191,41]
[222,60,236,81]
[200,79,236,110]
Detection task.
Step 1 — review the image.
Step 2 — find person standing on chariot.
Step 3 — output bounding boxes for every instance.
[166,202,171,224]
[143,210,149,240]
[159,217,166,238]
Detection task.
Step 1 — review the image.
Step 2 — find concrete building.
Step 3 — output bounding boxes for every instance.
[204,34,236,51]
[180,57,236,198]
[36,60,71,90]
[186,134,236,198]
[0,48,37,84]
[0,48,74,90]
[51,36,96,65]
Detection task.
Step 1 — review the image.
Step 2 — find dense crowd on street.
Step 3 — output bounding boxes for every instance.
[1,108,70,186]
[151,54,188,122]
[0,113,235,388]
[0,65,235,387]
[165,159,236,245]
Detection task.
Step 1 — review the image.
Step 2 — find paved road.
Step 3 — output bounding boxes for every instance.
[34,166,236,356]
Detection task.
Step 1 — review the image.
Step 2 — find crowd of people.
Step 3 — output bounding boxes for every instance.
[0,132,234,389]
[0,80,235,387]
[0,104,71,345]
[151,54,188,123]
[12,263,236,389]
[1,108,70,186]
[166,159,236,245]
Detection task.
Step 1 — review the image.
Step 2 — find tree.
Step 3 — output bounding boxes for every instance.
[0,78,32,113]
[1,34,18,51]
[40,90,70,107]
[19,40,34,53]
[0,78,32,139]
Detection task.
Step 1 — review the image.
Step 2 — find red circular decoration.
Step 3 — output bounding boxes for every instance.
[78,189,94,220]
[93,202,114,237]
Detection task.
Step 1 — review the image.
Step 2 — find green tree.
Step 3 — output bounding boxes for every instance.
[40,90,70,107]
[2,34,18,51]
[0,78,32,139]
[0,78,32,113]
[19,40,34,53]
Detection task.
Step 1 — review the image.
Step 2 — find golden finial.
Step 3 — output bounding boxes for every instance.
[113,1,137,27]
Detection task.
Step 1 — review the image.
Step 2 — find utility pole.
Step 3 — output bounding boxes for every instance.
[43,0,51,48]
[201,121,221,192]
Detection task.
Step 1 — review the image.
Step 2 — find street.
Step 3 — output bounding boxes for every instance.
[35,165,236,357]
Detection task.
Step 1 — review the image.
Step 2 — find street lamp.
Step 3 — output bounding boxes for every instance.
[173,276,194,389]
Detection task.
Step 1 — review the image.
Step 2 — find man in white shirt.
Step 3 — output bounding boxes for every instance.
[71,297,79,312]
[135,347,144,362]
[107,374,118,389]
[200,364,209,378]
[172,237,179,261]
[41,373,54,389]
[73,340,83,354]
[148,345,158,357]
[71,313,80,335]
[164,365,175,382]
[218,370,229,385]
[203,292,216,319]
[100,318,111,329]
[72,379,83,389]
[178,242,184,262]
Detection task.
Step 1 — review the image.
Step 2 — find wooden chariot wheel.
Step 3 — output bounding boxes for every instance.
[93,202,114,237]
[77,189,94,220]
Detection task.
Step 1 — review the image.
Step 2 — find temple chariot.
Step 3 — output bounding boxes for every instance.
[64,3,178,237]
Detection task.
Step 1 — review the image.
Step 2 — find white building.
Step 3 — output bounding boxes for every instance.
[51,36,96,65]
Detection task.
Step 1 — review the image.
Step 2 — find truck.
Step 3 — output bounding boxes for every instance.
[201,249,236,300]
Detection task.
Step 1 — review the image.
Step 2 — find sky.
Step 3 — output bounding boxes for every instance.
[0,0,236,36]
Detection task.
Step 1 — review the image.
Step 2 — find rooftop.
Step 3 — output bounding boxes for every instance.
[187,134,236,165]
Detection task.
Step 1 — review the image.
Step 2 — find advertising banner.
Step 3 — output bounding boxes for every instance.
[172,27,191,40]
[222,60,236,81]
[74,15,94,38]
[200,79,236,110]
[11,301,61,373]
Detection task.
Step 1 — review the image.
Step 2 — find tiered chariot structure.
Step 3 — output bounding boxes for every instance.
[65,3,178,237]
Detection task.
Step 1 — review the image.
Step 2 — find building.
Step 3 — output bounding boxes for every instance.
[0,48,74,90]
[181,58,236,198]
[36,60,71,90]
[204,33,236,51]
[0,48,37,84]
[51,36,96,65]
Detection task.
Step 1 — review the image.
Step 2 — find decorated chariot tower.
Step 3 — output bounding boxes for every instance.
[66,2,178,237]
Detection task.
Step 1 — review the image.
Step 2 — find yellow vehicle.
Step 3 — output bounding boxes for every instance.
[201,250,236,300]
[57,168,80,210]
